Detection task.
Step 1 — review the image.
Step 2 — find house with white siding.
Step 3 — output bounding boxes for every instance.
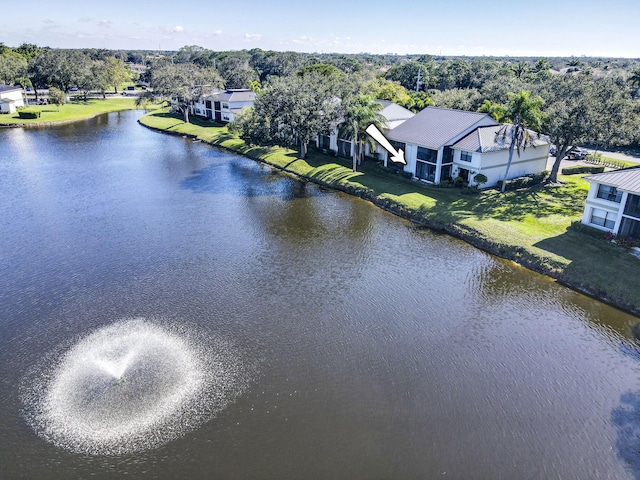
[0,85,25,114]
[451,124,550,187]
[386,107,498,183]
[581,167,640,240]
[384,107,550,187]
[192,89,256,123]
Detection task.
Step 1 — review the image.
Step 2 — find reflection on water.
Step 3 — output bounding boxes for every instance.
[1,111,640,479]
[613,390,640,479]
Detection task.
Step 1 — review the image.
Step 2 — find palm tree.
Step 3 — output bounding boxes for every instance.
[496,91,545,193]
[343,94,388,172]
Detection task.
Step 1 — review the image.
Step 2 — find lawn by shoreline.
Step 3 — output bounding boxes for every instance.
[139,110,640,317]
[0,98,143,127]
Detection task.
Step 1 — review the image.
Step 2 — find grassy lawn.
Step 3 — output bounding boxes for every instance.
[0,98,145,126]
[139,111,640,314]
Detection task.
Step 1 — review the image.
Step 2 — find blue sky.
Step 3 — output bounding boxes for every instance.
[2,0,639,57]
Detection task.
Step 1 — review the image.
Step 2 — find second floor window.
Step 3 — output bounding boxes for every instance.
[596,184,622,203]
[417,147,437,163]
[460,151,472,163]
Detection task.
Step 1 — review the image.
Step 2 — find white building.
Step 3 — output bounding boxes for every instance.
[0,85,25,114]
[581,167,640,240]
[385,107,550,187]
[192,89,256,123]
[451,124,550,187]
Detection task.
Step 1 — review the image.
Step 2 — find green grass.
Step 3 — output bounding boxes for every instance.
[139,111,640,314]
[0,98,145,125]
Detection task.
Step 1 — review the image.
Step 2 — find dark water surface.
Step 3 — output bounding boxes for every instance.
[2,111,640,479]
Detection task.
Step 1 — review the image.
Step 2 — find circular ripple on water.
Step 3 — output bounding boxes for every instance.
[21,318,251,455]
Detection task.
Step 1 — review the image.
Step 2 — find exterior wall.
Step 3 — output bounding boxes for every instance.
[452,145,550,187]
[0,89,24,113]
[399,117,498,184]
[581,182,624,233]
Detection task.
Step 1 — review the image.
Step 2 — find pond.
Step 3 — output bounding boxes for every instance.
[1,110,640,479]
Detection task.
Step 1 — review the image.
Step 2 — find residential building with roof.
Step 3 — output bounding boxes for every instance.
[192,89,256,123]
[451,124,550,187]
[581,166,640,239]
[0,84,25,114]
[382,107,550,187]
[317,100,415,159]
[386,107,498,183]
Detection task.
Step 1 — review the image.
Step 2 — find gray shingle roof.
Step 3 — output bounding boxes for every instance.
[376,100,414,130]
[585,166,640,195]
[0,84,21,93]
[212,89,256,103]
[387,107,497,149]
[453,124,550,153]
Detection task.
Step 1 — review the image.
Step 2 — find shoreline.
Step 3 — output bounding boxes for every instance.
[138,113,640,317]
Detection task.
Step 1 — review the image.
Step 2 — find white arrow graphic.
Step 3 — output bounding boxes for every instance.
[365,124,406,165]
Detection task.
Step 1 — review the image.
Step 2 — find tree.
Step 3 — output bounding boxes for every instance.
[628,66,640,98]
[98,57,132,93]
[478,99,507,122]
[231,73,340,159]
[0,52,27,85]
[384,61,433,91]
[145,63,224,122]
[342,94,388,172]
[28,49,92,93]
[496,91,545,192]
[48,87,66,111]
[538,75,631,182]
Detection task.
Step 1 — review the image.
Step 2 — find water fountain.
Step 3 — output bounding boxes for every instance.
[21,318,251,455]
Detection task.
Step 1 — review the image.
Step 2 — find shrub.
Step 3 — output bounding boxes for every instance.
[496,171,549,191]
[606,232,640,249]
[453,176,466,187]
[473,173,488,188]
[18,110,41,119]
[561,165,605,175]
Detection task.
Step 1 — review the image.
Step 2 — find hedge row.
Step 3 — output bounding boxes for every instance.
[561,165,606,175]
[496,171,548,191]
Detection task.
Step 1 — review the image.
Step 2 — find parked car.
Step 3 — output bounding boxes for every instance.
[566,147,588,160]
[549,145,557,156]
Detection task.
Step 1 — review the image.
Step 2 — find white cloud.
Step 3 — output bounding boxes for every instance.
[213,29,222,36]
[244,33,262,40]
[98,19,112,27]
[78,17,93,23]
[173,26,184,32]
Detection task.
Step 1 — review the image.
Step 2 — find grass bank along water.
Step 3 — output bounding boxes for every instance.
[0,98,141,127]
[139,110,640,317]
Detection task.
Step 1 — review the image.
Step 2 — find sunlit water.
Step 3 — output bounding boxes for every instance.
[1,111,640,478]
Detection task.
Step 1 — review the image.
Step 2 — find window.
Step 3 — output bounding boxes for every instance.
[441,164,452,181]
[619,217,640,239]
[416,161,436,182]
[222,102,230,110]
[388,141,406,170]
[442,146,453,164]
[624,193,640,218]
[590,208,617,229]
[417,147,437,163]
[337,140,351,158]
[596,184,622,203]
[460,151,472,163]
[319,135,331,150]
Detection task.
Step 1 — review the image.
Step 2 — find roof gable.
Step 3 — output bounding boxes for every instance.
[585,166,640,195]
[387,107,497,149]
[453,124,550,153]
